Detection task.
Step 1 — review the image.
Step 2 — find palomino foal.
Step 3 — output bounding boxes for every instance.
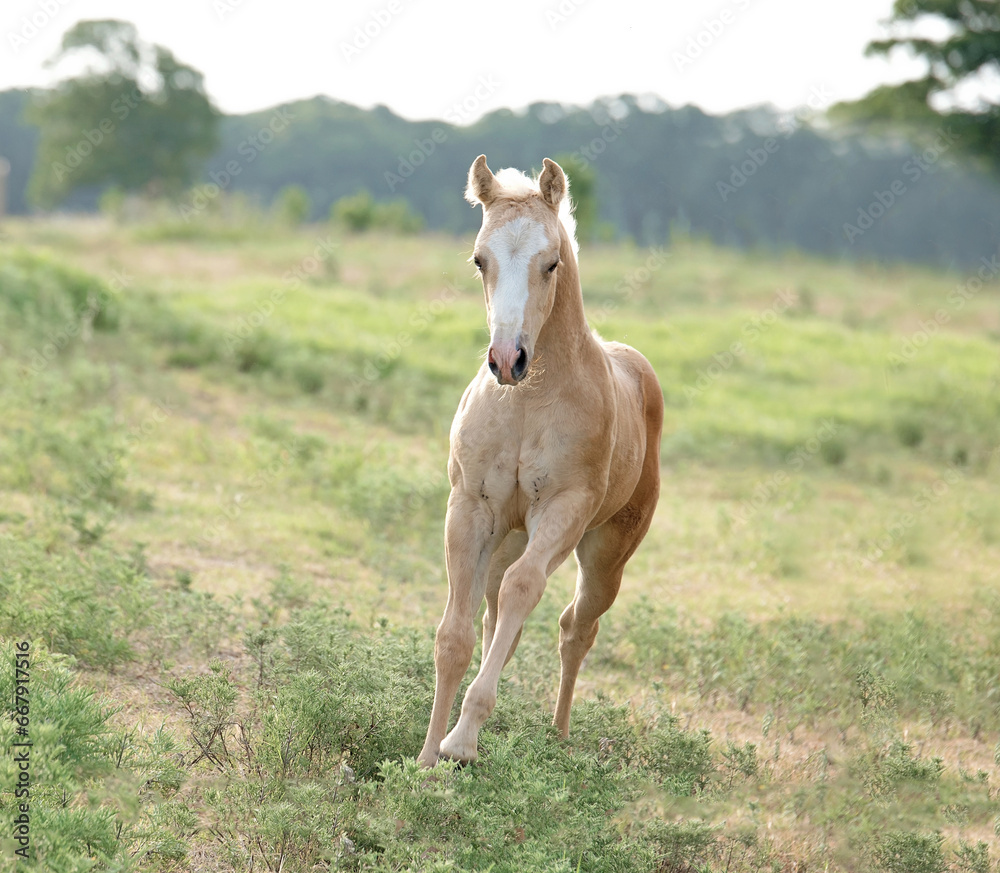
[417,155,663,766]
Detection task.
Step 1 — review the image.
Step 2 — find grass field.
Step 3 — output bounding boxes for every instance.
[1,213,999,871]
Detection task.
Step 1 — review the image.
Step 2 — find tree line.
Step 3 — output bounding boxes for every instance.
[1,10,997,269]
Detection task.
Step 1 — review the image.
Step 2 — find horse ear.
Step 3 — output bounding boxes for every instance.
[466,154,499,206]
[538,158,566,209]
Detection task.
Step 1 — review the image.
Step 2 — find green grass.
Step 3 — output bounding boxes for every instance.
[1,217,999,871]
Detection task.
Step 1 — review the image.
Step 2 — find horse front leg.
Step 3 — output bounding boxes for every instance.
[417,493,499,768]
[438,491,592,764]
[482,530,528,664]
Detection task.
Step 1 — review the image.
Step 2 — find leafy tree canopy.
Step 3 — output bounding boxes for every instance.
[27,19,219,207]
[833,0,1000,172]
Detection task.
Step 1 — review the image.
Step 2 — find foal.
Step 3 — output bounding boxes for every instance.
[417,155,663,766]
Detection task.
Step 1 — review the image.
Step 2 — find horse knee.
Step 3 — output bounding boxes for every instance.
[435,615,475,671]
[499,564,546,614]
[559,615,599,654]
[482,606,497,637]
[558,603,575,634]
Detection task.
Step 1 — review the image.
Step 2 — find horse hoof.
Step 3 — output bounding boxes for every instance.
[416,752,438,769]
[438,735,479,765]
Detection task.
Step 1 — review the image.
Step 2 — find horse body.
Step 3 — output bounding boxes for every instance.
[417,156,662,767]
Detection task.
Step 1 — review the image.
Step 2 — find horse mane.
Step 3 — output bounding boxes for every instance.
[469,165,579,257]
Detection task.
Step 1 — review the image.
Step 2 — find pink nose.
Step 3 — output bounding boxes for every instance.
[488,341,529,385]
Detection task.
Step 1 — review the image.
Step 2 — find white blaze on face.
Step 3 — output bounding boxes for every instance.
[484,216,549,341]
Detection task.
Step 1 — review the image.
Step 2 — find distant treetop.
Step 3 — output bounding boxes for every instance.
[833,0,1000,174]
[27,19,219,207]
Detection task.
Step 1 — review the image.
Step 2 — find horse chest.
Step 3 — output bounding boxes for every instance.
[452,417,583,525]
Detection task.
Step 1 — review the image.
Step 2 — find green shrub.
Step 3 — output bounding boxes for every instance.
[645,715,714,796]
[954,840,992,873]
[859,738,944,800]
[646,818,718,872]
[0,251,121,354]
[871,830,945,873]
[273,184,312,226]
[97,185,126,222]
[0,642,187,870]
[332,189,377,232]
[0,360,146,512]
[160,605,739,871]
[896,417,925,447]
[0,536,153,668]
[331,189,424,234]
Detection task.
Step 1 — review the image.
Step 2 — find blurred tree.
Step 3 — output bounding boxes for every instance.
[552,152,598,241]
[97,185,126,223]
[274,184,311,226]
[332,189,376,232]
[331,189,424,234]
[27,19,219,207]
[375,198,424,234]
[833,0,1000,172]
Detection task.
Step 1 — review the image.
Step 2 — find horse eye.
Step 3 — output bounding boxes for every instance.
[547,261,559,274]
[473,256,483,271]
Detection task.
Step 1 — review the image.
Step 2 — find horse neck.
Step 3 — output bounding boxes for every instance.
[534,230,599,374]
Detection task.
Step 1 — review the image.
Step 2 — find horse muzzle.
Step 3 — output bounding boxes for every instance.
[488,338,529,385]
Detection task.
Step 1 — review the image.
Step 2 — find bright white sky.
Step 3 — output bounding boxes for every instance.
[1,0,928,122]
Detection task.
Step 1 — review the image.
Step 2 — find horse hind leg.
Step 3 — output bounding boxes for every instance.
[553,499,656,737]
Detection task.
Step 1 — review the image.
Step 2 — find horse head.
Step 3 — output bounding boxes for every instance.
[465,154,575,386]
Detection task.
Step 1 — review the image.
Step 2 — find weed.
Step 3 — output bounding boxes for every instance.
[954,840,992,873]
[0,643,186,870]
[871,830,946,873]
[0,535,153,668]
[720,740,760,790]
[859,738,943,800]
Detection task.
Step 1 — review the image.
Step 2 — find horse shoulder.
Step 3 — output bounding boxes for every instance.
[600,342,656,418]
[594,341,661,509]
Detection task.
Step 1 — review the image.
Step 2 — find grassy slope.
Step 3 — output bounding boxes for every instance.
[1,216,999,871]
[7,218,999,620]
